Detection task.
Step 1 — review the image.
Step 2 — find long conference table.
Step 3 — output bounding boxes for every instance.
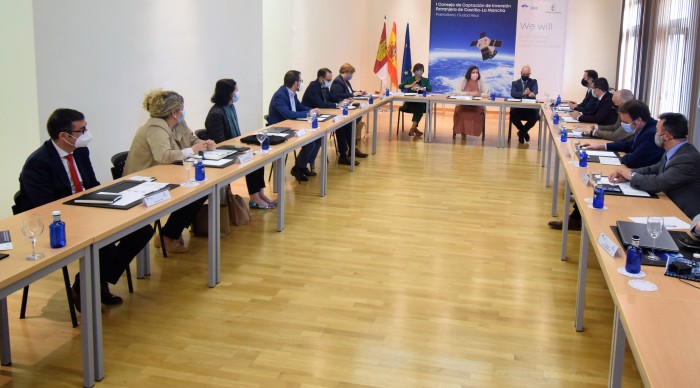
[6,93,691,387]
[540,106,700,387]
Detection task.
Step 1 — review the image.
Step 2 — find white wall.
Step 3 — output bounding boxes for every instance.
[32,0,263,185]
[0,0,40,218]
[562,0,623,101]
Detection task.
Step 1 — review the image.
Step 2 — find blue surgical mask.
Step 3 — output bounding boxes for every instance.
[620,122,633,133]
[323,80,332,88]
[232,91,240,104]
[414,70,424,77]
[177,110,186,125]
[346,74,353,81]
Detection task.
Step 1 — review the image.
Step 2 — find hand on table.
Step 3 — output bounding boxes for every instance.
[609,170,632,183]
[570,111,582,119]
[579,142,604,150]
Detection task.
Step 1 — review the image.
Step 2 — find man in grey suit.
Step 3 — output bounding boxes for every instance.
[609,112,700,218]
[583,89,636,141]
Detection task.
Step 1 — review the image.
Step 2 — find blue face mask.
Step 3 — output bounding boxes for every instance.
[232,91,240,104]
[621,122,633,133]
[177,110,186,125]
[323,80,332,88]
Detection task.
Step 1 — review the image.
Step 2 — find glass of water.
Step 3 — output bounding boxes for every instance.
[256,130,268,153]
[21,214,45,261]
[646,216,664,261]
[181,156,199,187]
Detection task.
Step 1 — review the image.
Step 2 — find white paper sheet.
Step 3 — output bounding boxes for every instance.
[599,157,622,165]
[201,159,232,167]
[563,116,579,123]
[585,150,617,157]
[618,182,651,197]
[628,217,691,230]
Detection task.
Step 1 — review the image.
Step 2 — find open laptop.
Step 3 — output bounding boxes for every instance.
[616,220,679,252]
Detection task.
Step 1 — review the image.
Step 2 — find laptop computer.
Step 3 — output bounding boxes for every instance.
[616,220,679,252]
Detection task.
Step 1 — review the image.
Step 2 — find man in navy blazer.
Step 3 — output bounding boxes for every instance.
[268,70,319,182]
[583,100,664,168]
[571,78,618,125]
[609,112,700,218]
[509,65,539,143]
[16,108,153,309]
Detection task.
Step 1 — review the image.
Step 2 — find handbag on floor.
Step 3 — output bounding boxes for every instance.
[226,186,251,226]
[191,199,231,237]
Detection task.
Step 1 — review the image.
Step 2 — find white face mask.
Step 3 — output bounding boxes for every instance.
[297,81,304,91]
[414,70,424,77]
[232,91,240,104]
[66,131,93,148]
[322,80,332,88]
[177,110,186,125]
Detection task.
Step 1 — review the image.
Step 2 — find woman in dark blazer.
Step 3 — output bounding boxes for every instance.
[205,78,275,209]
[330,63,368,163]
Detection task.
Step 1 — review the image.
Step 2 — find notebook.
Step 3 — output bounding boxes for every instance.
[616,220,679,252]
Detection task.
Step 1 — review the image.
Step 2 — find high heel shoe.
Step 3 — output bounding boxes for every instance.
[249,201,273,210]
[290,166,308,182]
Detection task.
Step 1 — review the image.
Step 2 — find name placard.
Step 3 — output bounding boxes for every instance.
[295,129,306,137]
[333,116,343,123]
[581,173,590,186]
[237,151,254,164]
[597,232,620,257]
[142,190,171,207]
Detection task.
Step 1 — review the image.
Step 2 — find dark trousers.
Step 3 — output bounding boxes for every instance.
[510,108,539,132]
[403,101,426,124]
[161,197,207,239]
[296,138,322,169]
[571,204,581,222]
[336,123,353,155]
[245,167,265,195]
[98,224,154,284]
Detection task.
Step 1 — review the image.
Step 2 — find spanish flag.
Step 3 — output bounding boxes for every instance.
[373,19,388,81]
[388,21,398,90]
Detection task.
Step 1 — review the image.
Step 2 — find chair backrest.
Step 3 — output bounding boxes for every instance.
[110,151,129,179]
[11,191,21,215]
[195,129,210,140]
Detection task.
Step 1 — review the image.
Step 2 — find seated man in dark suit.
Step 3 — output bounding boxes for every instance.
[301,67,352,174]
[267,70,319,182]
[17,108,154,309]
[568,69,598,114]
[570,77,618,125]
[583,89,635,141]
[548,100,664,230]
[509,65,539,143]
[609,112,700,219]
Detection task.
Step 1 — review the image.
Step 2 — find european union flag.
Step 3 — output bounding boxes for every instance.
[401,23,412,79]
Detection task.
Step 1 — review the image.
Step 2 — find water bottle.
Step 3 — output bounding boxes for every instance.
[422,89,427,97]
[625,235,643,274]
[579,147,588,168]
[262,136,270,151]
[593,184,605,209]
[194,155,206,181]
[368,94,374,105]
[49,210,66,248]
[490,92,496,101]
[560,126,568,142]
[342,105,348,116]
[555,95,561,106]
[553,112,560,125]
[385,88,390,97]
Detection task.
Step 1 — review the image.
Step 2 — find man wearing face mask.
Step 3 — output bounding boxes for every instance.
[609,112,700,219]
[568,69,598,115]
[584,89,635,141]
[570,78,617,125]
[548,100,664,230]
[509,65,539,143]
[268,70,320,182]
[16,108,154,310]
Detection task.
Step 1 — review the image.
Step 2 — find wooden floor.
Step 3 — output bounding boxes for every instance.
[1,110,643,387]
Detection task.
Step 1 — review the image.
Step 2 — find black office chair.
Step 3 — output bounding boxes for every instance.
[195,129,209,140]
[14,191,79,327]
[111,152,166,261]
[396,104,409,136]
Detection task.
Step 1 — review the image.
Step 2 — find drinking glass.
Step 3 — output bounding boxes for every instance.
[181,157,199,187]
[306,111,315,130]
[21,214,45,261]
[646,216,664,261]
[256,130,268,153]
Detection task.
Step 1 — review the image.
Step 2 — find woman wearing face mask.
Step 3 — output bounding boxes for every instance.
[452,66,489,140]
[330,63,369,163]
[124,89,215,253]
[205,78,275,208]
[398,63,432,136]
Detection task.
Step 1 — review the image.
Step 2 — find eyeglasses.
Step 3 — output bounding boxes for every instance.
[71,128,88,135]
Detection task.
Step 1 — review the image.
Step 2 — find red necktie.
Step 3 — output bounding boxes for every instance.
[64,154,84,193]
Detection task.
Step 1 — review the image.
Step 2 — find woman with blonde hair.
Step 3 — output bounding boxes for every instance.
[124,89,215,253]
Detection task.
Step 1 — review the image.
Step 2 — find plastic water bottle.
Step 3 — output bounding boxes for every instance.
[555,95,561,106]
[342,105,348,116]
[49,210,66,248]
[194,155,206,181]
[422,89,427,97]
[560,126,568,142]
[579,147,588,168]
[625,235,643,274]
[385,88,390,97]
[593,184,605,209]
[553,112,560,125]
[262,136,270,151]
[312,116,318,129]
[368,94,374,105]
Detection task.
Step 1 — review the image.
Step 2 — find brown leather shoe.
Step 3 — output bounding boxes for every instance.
[548,219,582,231]
[163,236,188,253]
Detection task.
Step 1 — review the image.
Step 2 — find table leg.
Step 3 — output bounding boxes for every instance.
[0,298,10,366]
[424,101,430,143]
[541,121,548,167]
[136,247,148,279]
[609,306,626,388]
[208,188,220,287]
[575,226,589,332]
[546,136,554,187]
[551,152,560,216]
[350,121,356,172]
[388,100,394,141]
[537,111,543,151]
[432,102,437,140]
[320,134,328,197]
[89,244,102,382]
[276,155,285,232]
[561,179,571,261]
[372,107,378,155]
[271,160,278,194]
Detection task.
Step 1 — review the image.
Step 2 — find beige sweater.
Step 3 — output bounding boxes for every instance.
[124,117,201,175]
